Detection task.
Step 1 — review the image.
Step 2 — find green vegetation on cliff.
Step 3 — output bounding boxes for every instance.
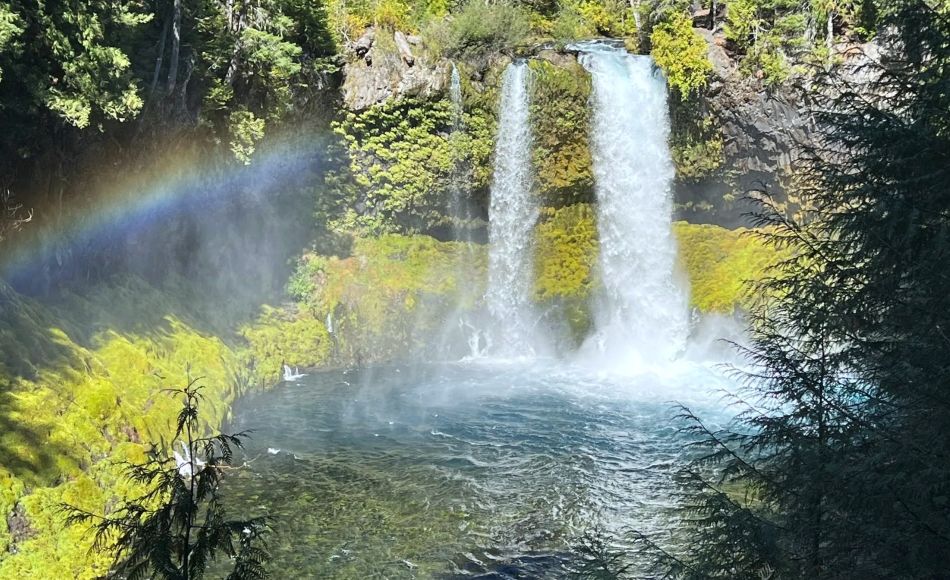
[650,12,713,100]
[529,59,594,206]
[328,98,457,234]
[673,221,779,313]
[534,204,599,341]
[0,275,336,577]
[0,279,242,577]
[279,213,777,358]
[533,203,776,319]
[289,234,486,362]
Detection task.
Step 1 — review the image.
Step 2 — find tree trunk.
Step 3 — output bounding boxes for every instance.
[148,19,169,101]
[630,0,641,34]
[167,0,181,95]
[224,6,247,86]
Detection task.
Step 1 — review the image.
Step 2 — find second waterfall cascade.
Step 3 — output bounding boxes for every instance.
[576,42,689,369]
[484,61,548,357]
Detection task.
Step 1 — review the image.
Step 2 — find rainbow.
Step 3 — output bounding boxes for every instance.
[1,136,325,289]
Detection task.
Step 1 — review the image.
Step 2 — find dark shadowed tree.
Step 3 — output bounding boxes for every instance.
[635,1,950,578]
[65,378,271,579]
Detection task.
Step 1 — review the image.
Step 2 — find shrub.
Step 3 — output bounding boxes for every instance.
[650,12,713,100]
[439,0,532,59]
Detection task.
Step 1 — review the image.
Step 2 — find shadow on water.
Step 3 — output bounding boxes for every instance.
[440,552,574,579]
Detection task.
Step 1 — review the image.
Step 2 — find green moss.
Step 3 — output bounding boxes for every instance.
[325,79,498,236]
[289,234,486,362]
[673,222,781,313]
[528,59,594,206]
[529,206,778,319]
[328,98,456,234]
[241,305,332,383]
[0,279,245,576]
[534,204,599,342]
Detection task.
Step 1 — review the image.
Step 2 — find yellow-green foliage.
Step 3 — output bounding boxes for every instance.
[535,204,598,301]
[527,205,778,316]
[240,305,332,383]
[534,204,599,342]
[673,222,781,313]
[0,279,244,577]
[529,59,594,205]
[573,0,635,35]
[289,234,486,362]
[650,12,713,100]
[431,0,533,59]
[329,98,456,234]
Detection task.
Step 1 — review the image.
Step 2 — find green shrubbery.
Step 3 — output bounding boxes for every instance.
[241,306,333,383]
[430,1,534,59]
[650,12,713,100]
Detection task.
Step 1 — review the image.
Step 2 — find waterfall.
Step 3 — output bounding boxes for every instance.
[448,62,469,237]
[450,63,463,129]
[485,62,544,357]
[576,42,688,368]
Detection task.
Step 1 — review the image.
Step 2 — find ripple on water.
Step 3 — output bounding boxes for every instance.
[216,360,734,578]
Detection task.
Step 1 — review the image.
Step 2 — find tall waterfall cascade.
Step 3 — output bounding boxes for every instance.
[575,42,689,368]
[484,62,546,357]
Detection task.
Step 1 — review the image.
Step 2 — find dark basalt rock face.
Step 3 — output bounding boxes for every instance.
[706,66,809,177]
[675,29,814,227]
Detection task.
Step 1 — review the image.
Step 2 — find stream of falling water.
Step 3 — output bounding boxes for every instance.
[575,42,689,371]
[484,62,547,357]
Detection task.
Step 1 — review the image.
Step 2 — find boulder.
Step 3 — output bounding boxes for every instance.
[394,31,415,67]
[341,31,449,111]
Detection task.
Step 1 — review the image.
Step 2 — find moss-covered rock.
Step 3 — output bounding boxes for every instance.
[534,204,598,342]
[0,279,245,576]
[530,203,778,317]
[528,58,594,206]
[241,305,333,384]
[289,234,487,362]
[673,222,781,314]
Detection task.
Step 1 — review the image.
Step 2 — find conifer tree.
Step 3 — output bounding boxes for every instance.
[65,379,271,580]
[637,1,950,577]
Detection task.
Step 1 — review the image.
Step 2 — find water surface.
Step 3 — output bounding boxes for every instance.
[220,360,732,578]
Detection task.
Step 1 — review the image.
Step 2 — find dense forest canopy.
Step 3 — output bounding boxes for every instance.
[0,0,896,231]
